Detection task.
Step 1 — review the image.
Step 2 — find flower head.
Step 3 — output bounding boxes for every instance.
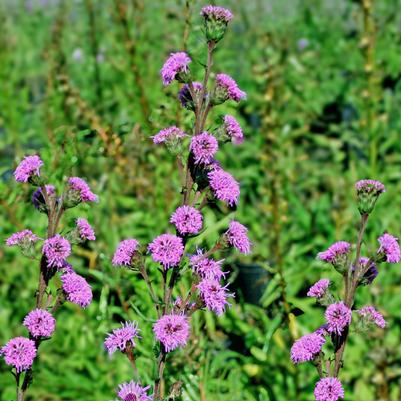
[355,179,386,214]
[325,302,352,336]
[14,155,44,183]
[317,241,351,263]
[6,230,39,247]
[153,314,190,352]
[214,73,246,103]
[355,179,385,194]
[76,218,96,241]
[224,220,251,254]
[148,234,184,269]
[356,257,378,285]
[190,250,226,280]
[314,377,344,401]
[197,278,231,315]
[116,381,152,401]
[170,206,203,235]
[201,6,233,42]
[358,305,386,328]
[201,5,233,22]
[104,321,140,356]
[152,126,186,144]
[23,309,56,338]
[307,279,330,299]
[290,332,326,364]
[112,239,140,267]
[60,272,92,308]
[208,168,240,206]
[223,115,244,144]
[377,233,401,263]
[160,52,191,86]
[190,132,218,165]
[32,185,56,212]
[67,177,98,203]
[42,235,71,268]
[178,82,203,109]
[0,337,37,372]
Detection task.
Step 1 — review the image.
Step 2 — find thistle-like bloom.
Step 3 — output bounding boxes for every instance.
[215,73,246,102]
[314,377,344,401]
[355,179,386,214]
[170,205,203,235]
[317,241,351,263]
[190,132,219,165]
[223,115,244,144]
[358,305,386,328]
[32,185,56,210]
[355,179,385,194]
[116,381,152,401]
[60,272,93,308]
[14,155,44,183]
[190,250,226,280]
[225,220,251,254]
[377,233,401,263]
[42,235,71,268]
[76,218,96,241]
[68,177,98,202]
[23,309,56,338]
[178,82,203,109]
[104,321,140,356]
[307,279,330,299]
[153,314,190,352]
[112,239,140,267]
[201,5,233,22]
[197,278,231,315]
[152,126,186,144]
[0,337,37,372]
[160,52,191,86]
[325,302,352,336]
[6,229,39,247]
[290,332,326,364]
[148,234,184,269]
[208,168,240,206]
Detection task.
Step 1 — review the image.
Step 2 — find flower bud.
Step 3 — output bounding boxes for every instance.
[32,185,56,214]
[355,179,385,215]
[201,6,233,43]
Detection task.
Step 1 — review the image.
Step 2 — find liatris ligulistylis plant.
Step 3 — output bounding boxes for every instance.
[107,5,250,401]
[1,156,97,401]
[291,179,398,401]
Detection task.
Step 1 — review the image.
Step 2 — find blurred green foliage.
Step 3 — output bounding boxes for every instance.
[1,0,401,400]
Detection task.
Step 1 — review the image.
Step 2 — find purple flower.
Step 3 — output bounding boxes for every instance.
[76,218,96,241]
[0,337,37,372]
[60,272,93,308]
[215,73,246,102]
[32,185,56,210]
[178,82,203,109]
[201,5,233,22]
[317,241,351,263]
[23,309,56,338]
[356,257,378,285]
[42,235,71,268]
[112,239,140,267]
[225,221,251,254]
[148,234,184,269]
[208,168,240,206]
[190,250,226,280]
[14,155,44,183]
[377,233,401,263]
[116,381,152,401]
[325,302,352,336]
[307,279,330,299]
[152,126,186,144]
[290,332,326,364]
[190,132,218,165]
[358,305,386,328]
[197,278,231,315]
[314,377,344,401]
[355,179,385,194]
[6,230,39,247]
[170,206,203,235]
[68,177,98,203]
[160,52,191,86]
[153,314,190,352]
[223,115,244,144]
[104,321,140,356]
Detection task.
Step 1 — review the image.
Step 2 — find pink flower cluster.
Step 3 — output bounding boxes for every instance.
[160,52,191,86]
[14,155,43,183]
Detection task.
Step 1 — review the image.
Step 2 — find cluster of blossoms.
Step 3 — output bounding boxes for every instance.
[106,5,251,400]
[1,155,97,398]
[291,180,397,401]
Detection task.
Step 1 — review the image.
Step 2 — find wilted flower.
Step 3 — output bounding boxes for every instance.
[32,185,56,213]
[178,82,203,110]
